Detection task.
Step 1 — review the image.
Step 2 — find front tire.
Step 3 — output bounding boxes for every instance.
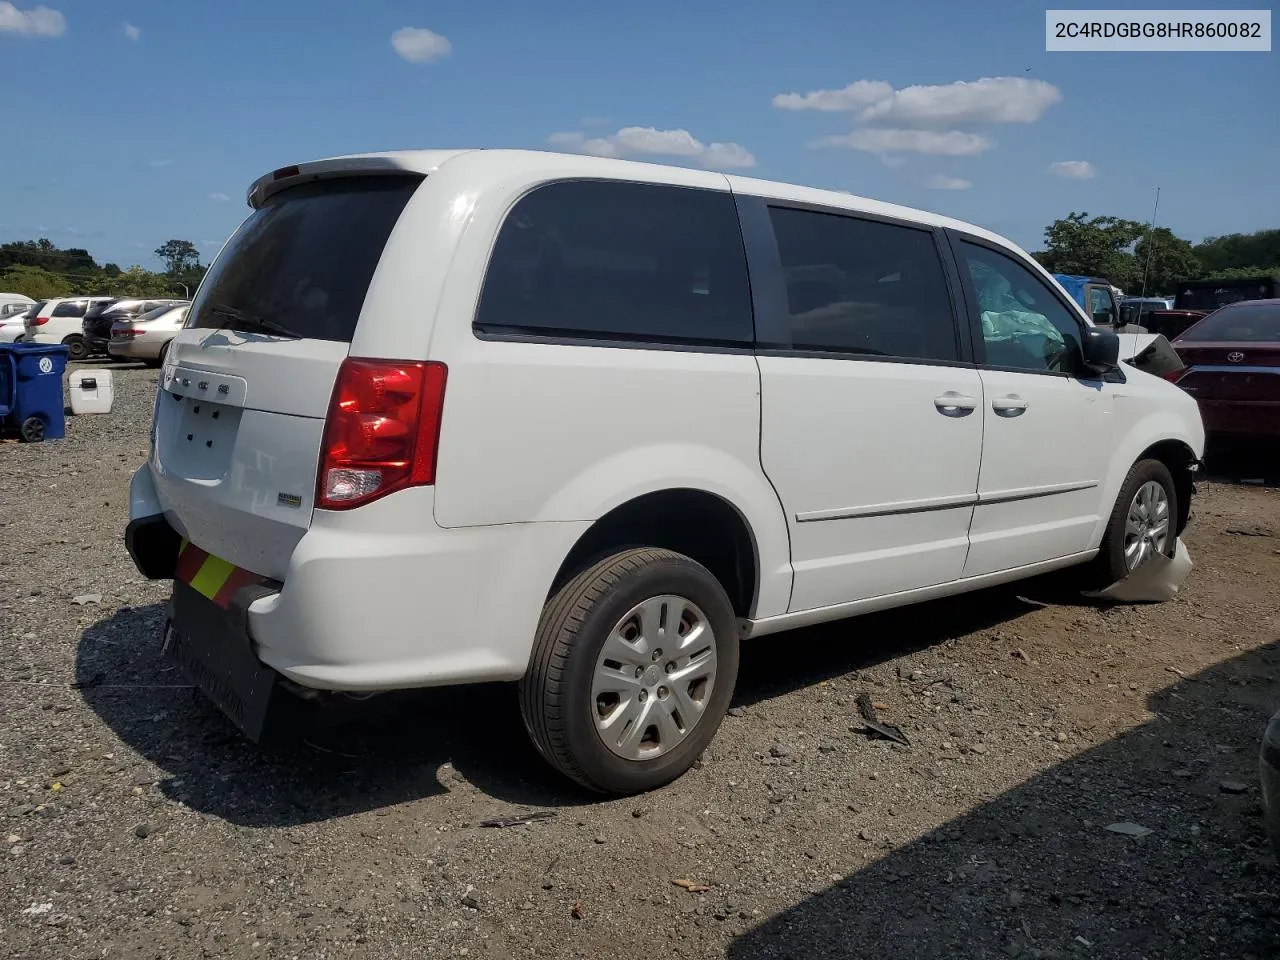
[1089,458,1177,588]
[520,548,739,795]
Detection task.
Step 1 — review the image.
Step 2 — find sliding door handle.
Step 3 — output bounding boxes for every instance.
[934,392,978,417]
[992,395,1028,417]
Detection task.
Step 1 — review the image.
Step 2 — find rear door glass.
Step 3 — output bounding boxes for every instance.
[475,180,753,347]
[187,174,423,343]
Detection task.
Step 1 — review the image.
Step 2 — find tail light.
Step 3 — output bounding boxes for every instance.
[317,358,448,510]
[33,316,48,326]
[1162,367,1186,383]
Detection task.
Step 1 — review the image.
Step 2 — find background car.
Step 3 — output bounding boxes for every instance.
[24,296,118,360]
[107,303,189,366]
[84,298,182,355]
[0,293,35,319]
[0,300,43,343]
[1169,299,1280,460]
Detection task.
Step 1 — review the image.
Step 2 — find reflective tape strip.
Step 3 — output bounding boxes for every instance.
[189,553,236,603]
[174,540,264,609]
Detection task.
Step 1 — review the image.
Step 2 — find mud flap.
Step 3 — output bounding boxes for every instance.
[164,581,277,741]
[1083,537,1193,603]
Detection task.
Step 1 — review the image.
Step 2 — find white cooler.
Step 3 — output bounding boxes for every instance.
[69,369,114,415]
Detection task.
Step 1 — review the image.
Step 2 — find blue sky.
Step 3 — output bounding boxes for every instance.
[2,0,1277,271]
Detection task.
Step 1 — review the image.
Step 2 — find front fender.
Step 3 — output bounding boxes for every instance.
[1090,397,1204,546]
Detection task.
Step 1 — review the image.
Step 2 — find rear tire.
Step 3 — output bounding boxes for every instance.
[520,548,739,795]
[62,335,88,362]
[1086,458,1177,589]
[146,342,169,369]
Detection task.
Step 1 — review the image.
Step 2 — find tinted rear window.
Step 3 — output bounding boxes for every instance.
[52,300,88,318]
[768,206,958,361]
[475,180,753,347]
[187,175,423,342]
[1181,302,1280,342]
[1176,281,1276,312]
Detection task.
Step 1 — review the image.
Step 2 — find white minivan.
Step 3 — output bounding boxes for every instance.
[125,149,1204,794]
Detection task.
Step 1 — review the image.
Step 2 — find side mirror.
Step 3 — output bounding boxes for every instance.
[1081,326,1120,374]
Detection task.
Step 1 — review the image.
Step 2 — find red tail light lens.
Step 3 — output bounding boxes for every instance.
[1162,367,1186,383]
[317,358,448,510]
[33,316,48,326]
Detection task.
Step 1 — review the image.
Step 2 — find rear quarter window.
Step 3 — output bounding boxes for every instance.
[187,174,423,343]
[475,180,753,347]
[51,300,88,318]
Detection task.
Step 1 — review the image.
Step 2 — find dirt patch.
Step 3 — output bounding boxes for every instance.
[2,364,1279,959]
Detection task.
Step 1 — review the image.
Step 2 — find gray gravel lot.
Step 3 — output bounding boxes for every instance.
[3,362,1280,959]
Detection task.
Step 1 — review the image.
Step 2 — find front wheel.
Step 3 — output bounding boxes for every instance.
[1088,458,1178,588]
[520,548,739,795]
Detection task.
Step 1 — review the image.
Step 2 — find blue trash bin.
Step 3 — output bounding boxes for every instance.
[1,342,69,441]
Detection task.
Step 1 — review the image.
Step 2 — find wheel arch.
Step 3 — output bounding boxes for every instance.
[548,488,765,619]
[1094,415,1202,546]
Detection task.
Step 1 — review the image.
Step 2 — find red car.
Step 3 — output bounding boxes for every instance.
[1170,299,1280,451]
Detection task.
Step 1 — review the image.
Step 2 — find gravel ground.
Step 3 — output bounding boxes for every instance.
[3,362,1280,959]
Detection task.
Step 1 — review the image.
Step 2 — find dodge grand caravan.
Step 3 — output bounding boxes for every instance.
[125,149,1205,795]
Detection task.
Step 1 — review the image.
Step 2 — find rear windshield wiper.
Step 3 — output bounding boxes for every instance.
[207,303,301,340]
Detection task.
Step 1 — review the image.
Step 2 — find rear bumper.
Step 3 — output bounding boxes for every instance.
[126,464,588,693]
[1197,399,1280,439]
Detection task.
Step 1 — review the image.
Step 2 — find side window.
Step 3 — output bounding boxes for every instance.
[767,206,958,362]
[475,180,752,346]
[1086,286,1116,326]
[959,242,1084,374]
[52,300,88,318]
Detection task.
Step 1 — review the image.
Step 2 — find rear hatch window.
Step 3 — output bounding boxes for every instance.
[186,174,424,343]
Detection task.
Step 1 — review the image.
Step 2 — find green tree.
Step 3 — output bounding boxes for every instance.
[1194,229,1280,274]
[154,239,201,275]
[1033,213,1147,290]
[1133,228,1201,296]
[110,265,180,298]
[0,264,74,299]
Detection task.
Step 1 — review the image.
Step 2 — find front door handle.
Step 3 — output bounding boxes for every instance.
[934,392,978,417]
[992,395,1028,417]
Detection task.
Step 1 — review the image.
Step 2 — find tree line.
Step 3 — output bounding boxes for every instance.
[0,239,207,301]
[4,218,1278,304]
[1032,215,1280,296]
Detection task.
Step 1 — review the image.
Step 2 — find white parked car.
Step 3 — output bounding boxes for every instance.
[107,303,190,366]
[125,149,1205,794]
[25,296,117,360]
[0,293,35,319]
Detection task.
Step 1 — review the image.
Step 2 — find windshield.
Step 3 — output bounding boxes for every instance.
[1180,302,1280,342]
[135,305,176,323]
[186,174,423,342]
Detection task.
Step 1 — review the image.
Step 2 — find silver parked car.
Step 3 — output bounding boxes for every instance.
[107,303,189,366]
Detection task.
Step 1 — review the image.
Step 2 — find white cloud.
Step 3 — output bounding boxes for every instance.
[861,77,1061,127]
[926,174,972,190]
[1049,160,1097,180]
[548,126,756,169]
[122,21,139,41]
[391,26,451,63]
[772,80,894,113]
[209,192,230,202]
[773,76,1060,127]
[814,129,991,157]
[0,2,66,37]
[148,159,174,168]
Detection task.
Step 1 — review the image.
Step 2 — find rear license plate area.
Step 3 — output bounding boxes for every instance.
[165,581,274,740]
[162,395,242,480]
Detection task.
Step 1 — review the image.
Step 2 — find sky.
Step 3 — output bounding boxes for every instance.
[1,0,1277,272]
